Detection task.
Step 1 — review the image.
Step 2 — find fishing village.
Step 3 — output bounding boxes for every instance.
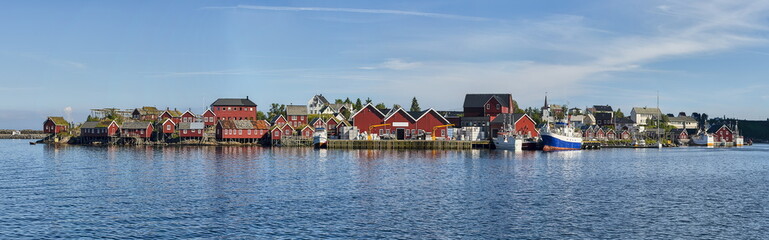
[35,93,754,151]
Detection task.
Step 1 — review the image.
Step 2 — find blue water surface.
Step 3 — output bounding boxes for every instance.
[1,140,768,239]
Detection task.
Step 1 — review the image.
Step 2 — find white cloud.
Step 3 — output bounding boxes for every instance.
[359,59,422,70]
[205,5,490,21]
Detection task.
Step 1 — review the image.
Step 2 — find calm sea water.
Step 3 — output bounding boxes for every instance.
[1,139,768,239]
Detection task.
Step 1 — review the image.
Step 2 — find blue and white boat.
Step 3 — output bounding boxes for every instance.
[540,122,582,151]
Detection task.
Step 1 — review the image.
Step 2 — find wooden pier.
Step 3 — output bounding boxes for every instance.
[327,140,490,150]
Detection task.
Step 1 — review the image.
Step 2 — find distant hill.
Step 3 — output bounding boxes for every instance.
[738,120,769,143]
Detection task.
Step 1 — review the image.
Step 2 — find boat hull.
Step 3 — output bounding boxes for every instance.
[494,137,522,151]
[541,133,582,151]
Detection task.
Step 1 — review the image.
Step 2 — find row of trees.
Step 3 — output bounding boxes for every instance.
[266,97,425,120]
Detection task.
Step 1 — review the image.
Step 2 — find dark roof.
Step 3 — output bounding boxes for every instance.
[594,112,613,120]
[707,124,731,133]
[211,98,257,107]
[122,121,152,130]
[671,128,698,135]
[463,94,512,108]
[81,120,115,129]
[309,118,323,125]
[593,105,613,112]
[408,111,429,119]
[314,95,330,105]
[286,105,307,116]
[615,117,635,124]
[270,115,284,124]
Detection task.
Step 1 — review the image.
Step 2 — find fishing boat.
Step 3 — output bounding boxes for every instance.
[313,128,328,148]
[540,123,583,151]
[493,114,522,151]
[691,130,714,147]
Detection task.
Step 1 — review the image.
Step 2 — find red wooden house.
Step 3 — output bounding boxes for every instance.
[595,128,606,140]
[132,107,160,122]
[350,103,386,135]
[160,109,183,124]
[121,122,154,139]
[412,109,452,139]
[381,108,417,139]
[286,105,308,128]
[620,130,631,140]
[178,122,205,139]
[180,110,196,123]
[202,109,217,126]
[309,118,326,129]
[582,126,596,140]
[606,129,617,140]
[271,124,295,140]
[326,117,340,137]
[271,115,288,126]
[211,97,257,121]
[216,119,263,142]
[462,94,515,117]
[160,118,176,134]
[489,113,538,138]
[43,116,69,134]
[253,120,271,139]
[80,120,119,138]
[708,124,734,142]
[300,125,315,138]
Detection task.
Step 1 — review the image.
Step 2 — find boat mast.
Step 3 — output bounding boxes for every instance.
[657,91,661,148]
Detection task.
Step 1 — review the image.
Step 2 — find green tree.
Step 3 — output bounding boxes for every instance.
[615,108,625,119]
[354,98,363,110]
[410,97,421,112]
[393,104,402,109]
[344,97,352,105]
[365,97,372,104]
[256,111,267,120]
[375,103,387,110]
[334,99,343,104]
[268,103,286,120]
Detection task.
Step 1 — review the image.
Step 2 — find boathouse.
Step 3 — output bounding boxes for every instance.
[216,119,263,142]
[708,124,734,143]
[271,115,288,126]
[462,93,515,117]
[350,103,386,135]
[43,116,69,134]
[160,118,176,134]
[180,110,196,123]
[80,120,119,138]
[202,108,216,126]
[178,122,205,139]
[211,97,258,121]
[159,109,183,124]
[121,121,153,139]
[300,125,314,138]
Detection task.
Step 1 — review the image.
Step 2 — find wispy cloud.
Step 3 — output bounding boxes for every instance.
[359,59,422,70]
[204,5,490,21]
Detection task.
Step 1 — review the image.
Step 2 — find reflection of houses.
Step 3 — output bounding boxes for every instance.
[630,107,661,132]
[668,116,698,129]
[43,117,69,134]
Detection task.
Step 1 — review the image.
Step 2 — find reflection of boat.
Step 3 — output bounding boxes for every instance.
[29,142,36,145]
[541,123,582,151]
[521,138,541,150]
[691,130,714,146]
[313,128,328,148]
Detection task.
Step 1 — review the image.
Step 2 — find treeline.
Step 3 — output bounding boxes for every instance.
[0,129,44,134]
[266,97,425,120]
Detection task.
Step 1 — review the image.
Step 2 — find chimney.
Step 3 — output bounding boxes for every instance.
[246,96,249,100]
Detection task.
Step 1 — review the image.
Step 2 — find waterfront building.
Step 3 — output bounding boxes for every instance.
[178,122,205,139]
[202,109,216,126]
[707,124,734,143]
[159,109,183,124]
[180,110,196,123]
[43,117,69,134]
[462,93,515,117]
[592,105,614,127]
[300,125,314,138]
[350,103,386,135]
[489,113,539,138]
[614,117,637,132]
[210,97,258,121]
[160,118,176,134]
[668,116,698,129]
[270,115,288,126]
[121,121,153,139]
[271,123,295,141]
[80,120,119,138]
[216,119,264,141]
[286,105,308,128]
[309,118,326,129]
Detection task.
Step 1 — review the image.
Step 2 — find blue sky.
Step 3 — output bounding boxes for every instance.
[2,0,769,129]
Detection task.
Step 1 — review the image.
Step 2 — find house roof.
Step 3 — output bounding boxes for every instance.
[81,120,116,129]
[349,103,385,119]
[181,110,196,117]
[615,117,635,124]
[178,122,205,130]
[270,123,295,131]
[313,95,330,105]
[161,109,183,117]
[668,116,697,123]
[632,107,661,115]
[218,119,259,129]
[286,105,307,116]
[593,105,613,112]
[309,118,323,125]
[253,120,270,130]
[122,121,152,129]
[671,128,698,135]
[707,124,731,133]
[270,115,286,124]
[134,106,161,115]
[47,117,68,125]
[211,98,257,107]
[463,94,512,108]
[384,108,417,122]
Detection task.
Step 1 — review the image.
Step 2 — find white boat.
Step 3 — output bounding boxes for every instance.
[494,134,522,151]
[313,128,328,148]
[691,131,714,147]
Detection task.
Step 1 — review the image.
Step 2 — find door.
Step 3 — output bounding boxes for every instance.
[396,128,405,140]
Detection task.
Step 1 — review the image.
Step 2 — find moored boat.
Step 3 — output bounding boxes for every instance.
[540,124,582,151]
[313,128,328,148]
[494,133,522,151]
[691,130,714,147]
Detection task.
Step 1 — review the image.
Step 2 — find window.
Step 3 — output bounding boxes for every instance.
[291,116,297,120]
[412,129,416,134]
[166,125,171,131]
[496,104,500,110]
[379,129,383,135]
[248,130,252,135]
[486,104,490,109]
[238,130,242,135]
[442,129,446,137]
